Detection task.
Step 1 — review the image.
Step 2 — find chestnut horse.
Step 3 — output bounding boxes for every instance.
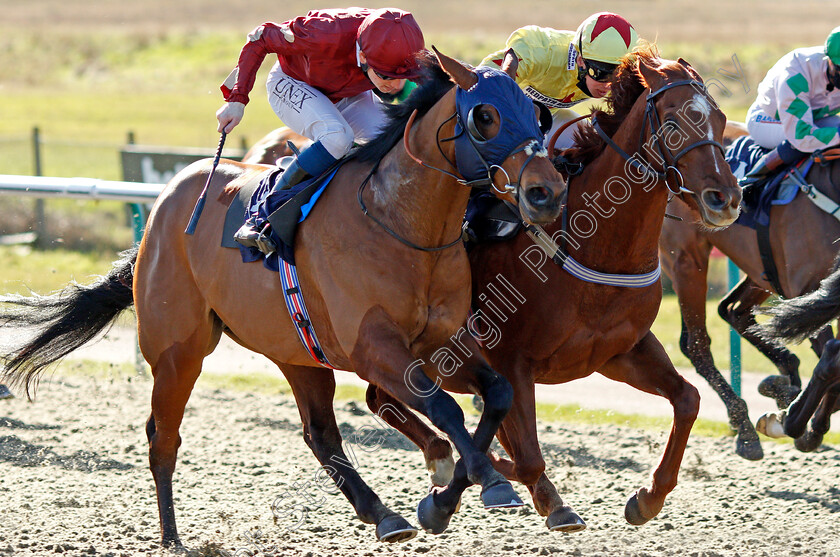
[0,51,566,547]
[659,129,840,458]
[362,48,742,533]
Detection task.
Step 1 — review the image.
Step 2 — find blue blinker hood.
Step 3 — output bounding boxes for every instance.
[453,66,544,183]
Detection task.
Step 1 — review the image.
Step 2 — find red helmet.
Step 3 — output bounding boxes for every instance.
[357,8,425,79]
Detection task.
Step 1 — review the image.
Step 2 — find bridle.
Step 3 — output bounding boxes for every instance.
[592,79,726,197]
[401,108,546,196]
[357,79,547,252]
[517,78,729,288]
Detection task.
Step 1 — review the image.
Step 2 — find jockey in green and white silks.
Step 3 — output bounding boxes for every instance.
[480,13,639,150]
[743,26,840,180]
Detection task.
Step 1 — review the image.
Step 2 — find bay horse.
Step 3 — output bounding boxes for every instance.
[751,257,840,449]
[363,47,742,533]
[659,129,840,458]
[0,50,566,547]
[242,126,311,165]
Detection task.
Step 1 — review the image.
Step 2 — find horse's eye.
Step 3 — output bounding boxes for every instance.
[478,110,494,125]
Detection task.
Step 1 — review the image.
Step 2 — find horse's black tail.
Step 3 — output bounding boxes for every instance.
[0,246,137,398]
[752,254,840,346]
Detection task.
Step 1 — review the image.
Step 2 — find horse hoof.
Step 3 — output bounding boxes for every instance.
[376,515,418,543]
[794,429,824,453]
[756,411,786,438]
[624,493,651,526]
[734,429,764,461]
[757,375,800,409]
[160,537,184,552]
[417,492,454,534]
[481,481,524,509]
[472,394,484,412]
[546,505,587,532]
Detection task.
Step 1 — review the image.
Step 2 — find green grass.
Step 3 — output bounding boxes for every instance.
[650,292,820,378]
[1,28,791,182]
[0,245,121,295]
[0,244,821,377]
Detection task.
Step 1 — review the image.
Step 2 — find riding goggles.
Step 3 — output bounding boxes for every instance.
[582,59,618,83]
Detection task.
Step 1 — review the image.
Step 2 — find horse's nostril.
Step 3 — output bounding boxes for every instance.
[702,189,727,210]
[525,185,551,207]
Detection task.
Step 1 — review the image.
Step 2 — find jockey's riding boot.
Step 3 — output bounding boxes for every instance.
[740,149,784,185]
[234,140,338,254]
[740,140,806,185]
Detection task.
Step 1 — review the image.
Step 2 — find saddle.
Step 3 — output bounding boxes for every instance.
[726,137,840,296]
[223,157,341,269]
[726,136,803,228]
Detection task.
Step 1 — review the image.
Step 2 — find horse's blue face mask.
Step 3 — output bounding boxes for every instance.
[452,66,546,190]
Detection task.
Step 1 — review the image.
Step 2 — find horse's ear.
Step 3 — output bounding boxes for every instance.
[432,45,478,90]
[637,57,665,90]
[677,57,702,79]
[500,47,519,80]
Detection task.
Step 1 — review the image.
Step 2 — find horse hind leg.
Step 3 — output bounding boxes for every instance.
[365,384,455,487]
[280,365,417,543]
[144,319,219,548]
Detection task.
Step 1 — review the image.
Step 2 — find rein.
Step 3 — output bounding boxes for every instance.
[356,157,464,252]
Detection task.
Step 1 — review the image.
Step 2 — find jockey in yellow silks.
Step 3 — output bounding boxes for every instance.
[480,12,639,149]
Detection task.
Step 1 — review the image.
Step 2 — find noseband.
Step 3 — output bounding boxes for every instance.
[593,79,725,197]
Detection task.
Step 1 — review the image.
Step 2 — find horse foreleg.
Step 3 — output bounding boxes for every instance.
[598,332,699,526]
[718,277,803,410]
[791,322,839,452]
[674,269,761,459]
[808,325,835,358]
[278,365,417,542]
[793,384,840,452]
[365,385,454,487]
[352,313,519,534]
[488,370,586,532]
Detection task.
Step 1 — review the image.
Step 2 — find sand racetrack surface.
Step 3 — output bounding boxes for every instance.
[0,372,838,557]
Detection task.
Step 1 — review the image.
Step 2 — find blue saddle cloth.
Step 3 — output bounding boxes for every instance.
[726,135,799,229]
[238,164,340,270]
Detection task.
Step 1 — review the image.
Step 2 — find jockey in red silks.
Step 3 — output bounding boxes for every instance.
[216,8,425,251]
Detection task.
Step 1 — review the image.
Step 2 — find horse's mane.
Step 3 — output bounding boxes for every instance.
[349,51,453,164]
[565,44,661,165]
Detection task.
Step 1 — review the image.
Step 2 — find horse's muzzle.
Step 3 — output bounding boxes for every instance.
[698,186,741,227]
[520,181,565,224]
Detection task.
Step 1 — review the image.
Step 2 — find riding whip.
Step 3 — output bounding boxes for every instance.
[185,131,226,235]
